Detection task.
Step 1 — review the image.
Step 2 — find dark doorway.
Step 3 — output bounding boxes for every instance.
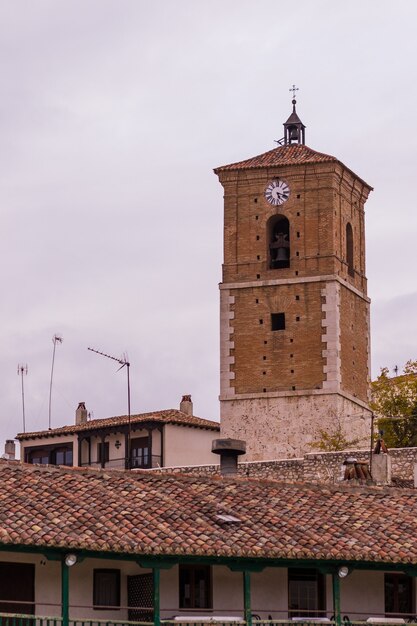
[128,573,154,622]
[0,562,35,618]
[130,437,150,469]
[288,568,325,618]
[385,574,413,618]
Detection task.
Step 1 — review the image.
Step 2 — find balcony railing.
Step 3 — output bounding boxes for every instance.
[80,455,162,470]
[1,615,417,626]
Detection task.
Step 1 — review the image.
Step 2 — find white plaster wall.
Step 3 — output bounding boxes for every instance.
[160,566,179,618]
[0,554,407,622]
[212,567,243,616]
[221,393,371,460]
[251,568,288,618]
[164,424,219,467]
[339,571,385,620]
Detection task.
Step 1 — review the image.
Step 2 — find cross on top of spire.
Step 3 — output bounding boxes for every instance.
[289,84,299,101]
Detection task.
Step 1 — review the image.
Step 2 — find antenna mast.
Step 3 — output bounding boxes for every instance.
[87,347,131,469]
[48,334,63,430]
[17,364,28,433]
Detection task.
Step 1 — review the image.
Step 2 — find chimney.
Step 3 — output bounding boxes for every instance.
[372,452,392,485]
[212,438,246,476]
[180,395,193,416]
[342,457,372,481]
[75,402,88,425]
[4,440,15,460]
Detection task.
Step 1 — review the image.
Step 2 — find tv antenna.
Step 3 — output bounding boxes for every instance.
[87,347,132,469]
[48,334,63,430]
[17,364,28,433]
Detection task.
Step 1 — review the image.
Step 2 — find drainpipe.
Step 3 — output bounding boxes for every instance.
[61,559,70,626]
[332,572,341,626]
[243,571,252,626]
[153,568,161,626]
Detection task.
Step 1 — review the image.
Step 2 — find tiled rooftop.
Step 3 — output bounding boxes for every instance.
[214,144,336,172]
[16,409,220,440]
[0,460,416,565]
[214,144,372,189]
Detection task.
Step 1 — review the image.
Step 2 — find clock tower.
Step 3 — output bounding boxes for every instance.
[214,98,373,460]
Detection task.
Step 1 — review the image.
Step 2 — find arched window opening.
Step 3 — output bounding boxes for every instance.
[268,215,290,269]
[346,222,354,277]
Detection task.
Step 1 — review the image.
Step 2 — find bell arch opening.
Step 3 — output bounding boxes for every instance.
[268,215,290,269]
[346,222,354,277]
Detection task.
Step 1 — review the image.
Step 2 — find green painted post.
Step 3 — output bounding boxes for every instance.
[332,572,341,626]
[153,567,161,626]
[61,559,69,626]
[243,571,252,626]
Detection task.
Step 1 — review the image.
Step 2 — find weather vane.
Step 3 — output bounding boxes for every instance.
[289,84,299,100]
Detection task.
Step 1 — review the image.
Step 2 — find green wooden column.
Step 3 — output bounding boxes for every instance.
[243,571,252,626]
[153,567,161,626]
[61,559,70,626]
[332,572,341,626]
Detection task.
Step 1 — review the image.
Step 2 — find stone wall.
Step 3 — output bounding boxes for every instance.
[152,446,417,485]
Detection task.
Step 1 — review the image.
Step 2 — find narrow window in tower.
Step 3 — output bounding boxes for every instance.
[267,215,290,269]
[271,313,285,331]
[346,222,354,277]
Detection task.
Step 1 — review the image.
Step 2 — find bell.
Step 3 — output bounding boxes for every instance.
[276,248,288,261]
[289,126,299,141]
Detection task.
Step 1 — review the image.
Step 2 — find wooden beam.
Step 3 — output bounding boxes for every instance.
[243,570,252,626]
[153,567,161,626]
[332,572,341,626]
[61,558,70,626]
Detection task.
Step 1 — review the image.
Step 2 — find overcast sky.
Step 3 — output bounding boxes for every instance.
[1,0,417,445]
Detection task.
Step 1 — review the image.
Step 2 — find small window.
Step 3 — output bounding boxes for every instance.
[97,442,109,464]
[26,443,73,466]
[27,449,49,464]
[271,313,285,331]
[179,565,212,609]
[93,569,120,609]
[53,447,73,466]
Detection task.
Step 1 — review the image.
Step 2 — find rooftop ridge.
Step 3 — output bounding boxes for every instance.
[16,408,220,440]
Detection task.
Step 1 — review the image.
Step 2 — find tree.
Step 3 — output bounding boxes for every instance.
[311,419,362,452]
[371,360,417,448]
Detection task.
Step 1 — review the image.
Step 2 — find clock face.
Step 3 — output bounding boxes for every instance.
[265,179,290,206]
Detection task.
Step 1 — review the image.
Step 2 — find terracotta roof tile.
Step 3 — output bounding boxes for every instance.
[214,144,337,172]
[214,144,372,190]
[0,460,416,565]
[16,410,219,440]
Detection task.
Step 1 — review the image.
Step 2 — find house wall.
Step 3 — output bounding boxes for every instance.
[20,434,78,464]
[86,428,162,469]
[163,424,219,467]
[0,552,410,621]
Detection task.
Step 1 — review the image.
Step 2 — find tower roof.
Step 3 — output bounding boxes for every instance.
[214,143,372,190]
[284,107,305,127]
[214,143,334,172]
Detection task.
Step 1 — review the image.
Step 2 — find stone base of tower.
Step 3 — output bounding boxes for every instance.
[220,392,372,461]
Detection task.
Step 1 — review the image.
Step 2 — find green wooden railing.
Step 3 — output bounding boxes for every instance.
[0,616,416,626]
